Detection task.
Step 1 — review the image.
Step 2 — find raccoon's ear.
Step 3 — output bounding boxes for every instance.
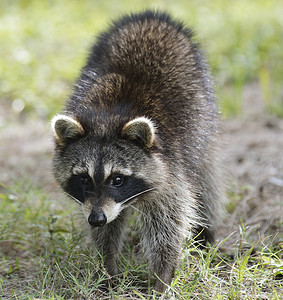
[51,114,85,144]
[122,117,155,148]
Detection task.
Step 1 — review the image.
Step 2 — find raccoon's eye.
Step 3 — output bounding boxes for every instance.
[111,175,125,187]
[80,175,91,187]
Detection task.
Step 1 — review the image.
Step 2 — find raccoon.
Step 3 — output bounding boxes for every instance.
[51,11,222,293]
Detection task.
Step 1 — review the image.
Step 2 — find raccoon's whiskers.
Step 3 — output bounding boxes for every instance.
[129,204,147,218]
[121,188,156,205]
[65,192,83,205]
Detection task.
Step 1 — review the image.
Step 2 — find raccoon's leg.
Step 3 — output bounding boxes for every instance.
[195,223,214,246]
[195,198,215,246]
[194,170,222,246]
[140,207,184,293]
[150,224,183,293]
[90,210,128,276]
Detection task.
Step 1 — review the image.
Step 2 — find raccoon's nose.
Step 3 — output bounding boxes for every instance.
[88,212,107,227]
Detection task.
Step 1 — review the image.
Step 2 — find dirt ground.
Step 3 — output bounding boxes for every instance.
[0,81,282,247]
[220,82,282,246]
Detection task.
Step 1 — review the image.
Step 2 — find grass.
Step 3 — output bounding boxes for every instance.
[0,182,282,299]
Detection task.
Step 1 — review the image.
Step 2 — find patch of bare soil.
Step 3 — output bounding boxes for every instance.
[220,82,282,246]
[0,82,282,246]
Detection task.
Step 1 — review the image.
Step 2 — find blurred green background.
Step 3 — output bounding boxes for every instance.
[1,0,282,121]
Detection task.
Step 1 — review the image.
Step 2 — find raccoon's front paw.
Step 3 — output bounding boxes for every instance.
[153,269,174,295]
[103,257,118,277]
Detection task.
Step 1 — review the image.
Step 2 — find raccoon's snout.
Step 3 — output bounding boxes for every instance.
[88,212,107,227]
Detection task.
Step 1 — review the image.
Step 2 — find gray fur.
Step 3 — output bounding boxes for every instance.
[51,11,222,293]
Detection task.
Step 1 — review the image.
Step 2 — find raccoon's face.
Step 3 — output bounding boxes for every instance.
[51,115,162,227]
